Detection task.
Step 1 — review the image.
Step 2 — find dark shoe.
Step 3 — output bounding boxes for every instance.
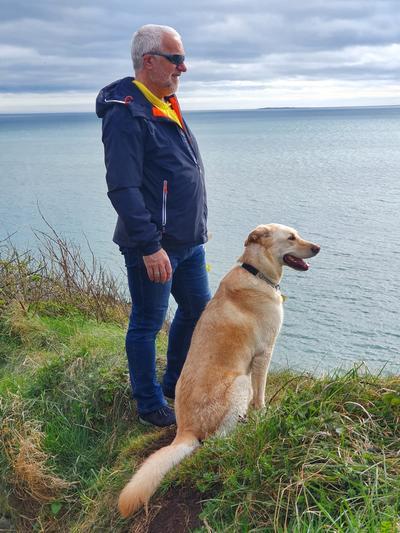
[139,406,176,427]
[162,386,175,401]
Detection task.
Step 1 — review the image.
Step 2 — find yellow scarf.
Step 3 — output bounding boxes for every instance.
[133,80,183,128]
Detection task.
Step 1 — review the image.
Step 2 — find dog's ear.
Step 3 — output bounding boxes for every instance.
[244,227,271,246]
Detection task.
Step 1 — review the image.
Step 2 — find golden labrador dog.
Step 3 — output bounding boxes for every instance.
[119,223,320,517]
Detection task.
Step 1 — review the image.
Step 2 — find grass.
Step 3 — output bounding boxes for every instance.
[1,304,398,532]
[1,237,399,531]
[0,303,170,531]
[174,368,400,532]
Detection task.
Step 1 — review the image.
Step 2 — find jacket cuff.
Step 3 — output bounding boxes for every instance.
[141,241,162,256]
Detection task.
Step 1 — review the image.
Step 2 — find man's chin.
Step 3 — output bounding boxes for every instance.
[169,80,179,94]
[162,81,179,98]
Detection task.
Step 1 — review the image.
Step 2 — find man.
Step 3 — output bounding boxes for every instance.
[96,25,211,427]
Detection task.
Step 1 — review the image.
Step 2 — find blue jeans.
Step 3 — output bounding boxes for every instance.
[121,244,211,415]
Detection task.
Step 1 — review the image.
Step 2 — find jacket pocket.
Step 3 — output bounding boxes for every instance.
[162,180,168,233]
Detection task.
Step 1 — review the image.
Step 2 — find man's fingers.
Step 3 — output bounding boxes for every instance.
[143,249,172,283]
[159,258,172,283]
[156,266,166,283]
[146,264,159,282]
[165,260,172,281]
[152,266,163,282]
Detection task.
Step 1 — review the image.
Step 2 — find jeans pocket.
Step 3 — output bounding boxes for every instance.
[120,247,142,269]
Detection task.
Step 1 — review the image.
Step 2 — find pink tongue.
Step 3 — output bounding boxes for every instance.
[284,254,309,271]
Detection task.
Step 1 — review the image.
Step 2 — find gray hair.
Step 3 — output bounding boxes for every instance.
[131,24,181,73]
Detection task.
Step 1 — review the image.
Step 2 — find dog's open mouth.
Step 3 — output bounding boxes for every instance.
[283,254,309,271]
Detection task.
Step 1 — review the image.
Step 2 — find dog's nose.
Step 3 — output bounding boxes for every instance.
[311,245,320,255]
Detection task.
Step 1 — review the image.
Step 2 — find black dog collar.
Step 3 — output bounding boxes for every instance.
[241,263,281,292]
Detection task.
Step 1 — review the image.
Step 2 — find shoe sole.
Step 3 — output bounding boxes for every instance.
[138,417,153,426]
[164,396,175,404]
[138,417,176,427]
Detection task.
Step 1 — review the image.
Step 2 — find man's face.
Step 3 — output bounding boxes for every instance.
[146,33,187,97]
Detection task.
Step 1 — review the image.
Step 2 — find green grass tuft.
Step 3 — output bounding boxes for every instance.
[173,366,400,532]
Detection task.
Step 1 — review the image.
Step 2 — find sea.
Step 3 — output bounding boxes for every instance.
[0,107,399,375]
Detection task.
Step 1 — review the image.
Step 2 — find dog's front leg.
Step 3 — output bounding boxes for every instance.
[250,350,273,409]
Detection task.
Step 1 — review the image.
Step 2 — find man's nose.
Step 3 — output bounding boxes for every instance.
[177,62,187,73]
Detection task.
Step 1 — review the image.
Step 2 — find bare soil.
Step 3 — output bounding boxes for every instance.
[127,427,214,532]
[129,485,212,533]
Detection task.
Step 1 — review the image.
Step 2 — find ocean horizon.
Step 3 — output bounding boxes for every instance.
[1,103,400,116]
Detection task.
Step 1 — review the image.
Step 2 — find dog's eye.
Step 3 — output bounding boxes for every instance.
[288,234,296,241]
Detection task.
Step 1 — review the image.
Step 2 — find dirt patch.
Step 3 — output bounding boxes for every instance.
[129,485,213,533]
[126,427,214,532]
[144,426,177,455]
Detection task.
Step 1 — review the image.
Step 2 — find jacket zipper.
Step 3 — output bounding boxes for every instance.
[162,180,168,233]
[179,128,198,166]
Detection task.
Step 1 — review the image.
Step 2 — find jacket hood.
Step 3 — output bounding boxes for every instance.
[96,77,147,118]
[96,77,184,126]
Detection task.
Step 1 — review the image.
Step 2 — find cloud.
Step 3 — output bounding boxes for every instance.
[0,90,97,114]
[0,45,40,60]
[0,0,399,110]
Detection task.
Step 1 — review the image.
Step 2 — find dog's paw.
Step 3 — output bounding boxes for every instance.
[238,414,248,424]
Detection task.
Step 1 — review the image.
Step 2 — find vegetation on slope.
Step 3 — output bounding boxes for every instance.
[0,234,399,532]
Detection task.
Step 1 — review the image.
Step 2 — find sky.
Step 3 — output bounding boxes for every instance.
[1,0,399,112]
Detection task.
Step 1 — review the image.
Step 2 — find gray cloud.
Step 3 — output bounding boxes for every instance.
[0,0,399,107]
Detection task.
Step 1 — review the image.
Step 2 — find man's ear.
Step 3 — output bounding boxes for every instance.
[244,227,270,247]
[142,54,154,70]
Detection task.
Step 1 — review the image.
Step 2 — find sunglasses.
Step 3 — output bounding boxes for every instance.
[144,52,185,66]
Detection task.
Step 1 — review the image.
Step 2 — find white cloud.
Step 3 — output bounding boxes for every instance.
[350,43,400,68]
[0,45,40,59]
[0,91,97,114]
[180,78,400,110]
[0,0,399,111]
[1,78,399,114]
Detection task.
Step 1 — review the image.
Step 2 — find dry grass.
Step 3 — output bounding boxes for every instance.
[0,223,129,324]
[1,396,73,506]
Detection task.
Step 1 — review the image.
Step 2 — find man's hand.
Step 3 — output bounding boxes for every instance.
[143,249,172,283]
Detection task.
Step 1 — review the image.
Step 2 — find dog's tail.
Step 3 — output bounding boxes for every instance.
[118,432,200,517]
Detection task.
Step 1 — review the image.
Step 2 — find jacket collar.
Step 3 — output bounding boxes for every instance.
[97,77,185,126]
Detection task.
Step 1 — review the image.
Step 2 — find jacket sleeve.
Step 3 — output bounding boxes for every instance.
[102,105,161,255]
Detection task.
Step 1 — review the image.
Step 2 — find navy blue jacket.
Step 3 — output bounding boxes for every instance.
[96,77,208,255]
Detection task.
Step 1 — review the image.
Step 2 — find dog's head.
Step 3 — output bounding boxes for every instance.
[244,223,320,271]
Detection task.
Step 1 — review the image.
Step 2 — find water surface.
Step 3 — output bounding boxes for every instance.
[1,107,399,374]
